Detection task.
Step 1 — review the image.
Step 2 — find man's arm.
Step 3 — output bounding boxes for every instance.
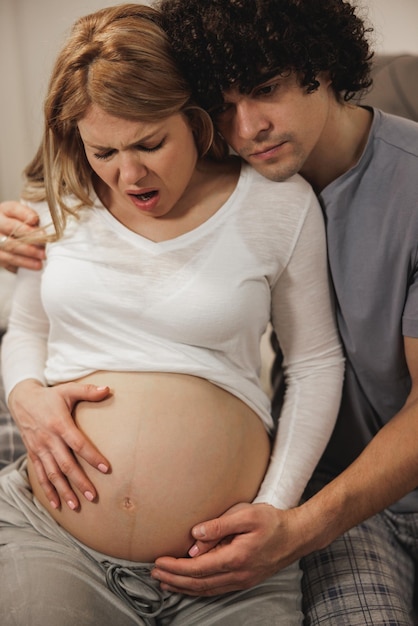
[0,201,45,271]
[300,334,418,545]
[151,335,418,595]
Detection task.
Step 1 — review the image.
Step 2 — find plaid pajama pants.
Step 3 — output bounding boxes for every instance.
[302,474,418,626]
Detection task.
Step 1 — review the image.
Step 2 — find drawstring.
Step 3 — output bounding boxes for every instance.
[104,562,168,618]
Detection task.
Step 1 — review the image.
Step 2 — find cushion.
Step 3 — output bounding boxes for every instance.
[362,54,418,121]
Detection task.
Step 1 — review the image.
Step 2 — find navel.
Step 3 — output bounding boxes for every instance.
[122,496,135,511]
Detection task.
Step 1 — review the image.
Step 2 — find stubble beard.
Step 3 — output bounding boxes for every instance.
[239,139,306,183]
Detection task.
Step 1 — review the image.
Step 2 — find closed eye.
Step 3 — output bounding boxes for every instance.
[93,139,165,161]
[94,149,116,161]
[137,139,165,153]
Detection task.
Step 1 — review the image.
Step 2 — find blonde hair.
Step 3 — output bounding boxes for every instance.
[23,3,228,238]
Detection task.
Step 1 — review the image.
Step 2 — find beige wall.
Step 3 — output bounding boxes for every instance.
[0,0,151,202]
[364,0,418,54]
[1,0,418,202]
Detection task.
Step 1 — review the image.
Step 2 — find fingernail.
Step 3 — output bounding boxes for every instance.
[84,491,94,502]
[50,500,58,510]
[188,545,199,557]
[98,463,108,473]
[96,386,108,391]
[68,500,77,510]
[193,525,206,538]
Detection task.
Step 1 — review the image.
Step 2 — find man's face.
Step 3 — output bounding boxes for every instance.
[213,72,332,182]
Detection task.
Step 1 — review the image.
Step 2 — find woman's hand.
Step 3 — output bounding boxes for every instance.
[0,201,46,272]
[8,379,111,510]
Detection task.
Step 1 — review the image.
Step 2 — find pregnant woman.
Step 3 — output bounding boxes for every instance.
[0,4,343,624]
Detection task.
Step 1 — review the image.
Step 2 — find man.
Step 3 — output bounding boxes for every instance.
[1,1,418,623]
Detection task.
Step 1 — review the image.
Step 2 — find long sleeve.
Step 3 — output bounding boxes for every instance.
[1,265,49,401]
[254,196,344,510]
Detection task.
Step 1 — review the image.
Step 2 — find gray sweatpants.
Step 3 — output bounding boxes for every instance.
[0,457,303,626]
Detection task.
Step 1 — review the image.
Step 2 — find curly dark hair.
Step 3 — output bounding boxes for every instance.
[158,0,374,112]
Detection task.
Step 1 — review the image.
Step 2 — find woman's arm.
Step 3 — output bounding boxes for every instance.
[255,192,344,509]
[0,201,45,271]
[1,255,111,510]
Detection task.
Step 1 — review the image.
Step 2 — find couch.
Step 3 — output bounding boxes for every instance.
[361,54,418,121]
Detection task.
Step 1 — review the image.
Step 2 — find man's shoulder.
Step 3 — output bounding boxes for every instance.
[372,108,418,157]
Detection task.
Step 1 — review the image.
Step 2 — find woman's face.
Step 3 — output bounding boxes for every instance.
[77,105,199,225]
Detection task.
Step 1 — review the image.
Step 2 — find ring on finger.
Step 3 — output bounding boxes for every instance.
[0,235,9,249]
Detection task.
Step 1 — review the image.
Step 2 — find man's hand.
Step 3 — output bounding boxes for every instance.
[151,502,308,596]
[0,201,46,272]
[8,379,111,510]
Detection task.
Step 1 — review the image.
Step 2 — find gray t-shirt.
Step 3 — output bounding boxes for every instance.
[273,107,418,512]
[321,108,418,512]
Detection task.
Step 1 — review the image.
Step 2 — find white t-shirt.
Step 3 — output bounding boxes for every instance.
[1,163,344,508]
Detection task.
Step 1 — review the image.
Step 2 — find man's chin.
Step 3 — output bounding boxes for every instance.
[250,160,299,183]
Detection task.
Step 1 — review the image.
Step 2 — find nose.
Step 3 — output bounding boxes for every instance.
[234,100,271,140]
[119,152,148,185]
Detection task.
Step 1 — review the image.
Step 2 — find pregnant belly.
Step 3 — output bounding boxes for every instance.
[28,371,270,562]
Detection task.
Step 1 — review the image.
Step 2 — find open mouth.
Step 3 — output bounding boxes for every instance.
[133,190,158,201]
